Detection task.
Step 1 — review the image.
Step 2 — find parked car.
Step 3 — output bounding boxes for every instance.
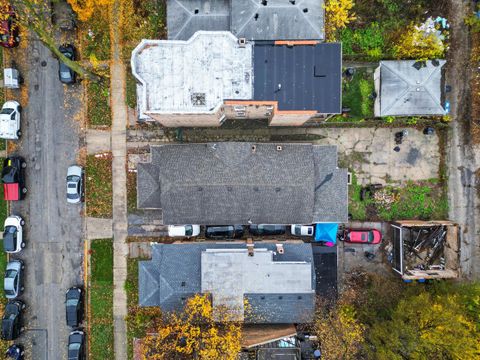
[1,300,24,340]
[0,101,21,140]
[5,344,24,360]
[167,225,200,237]
[0,5,19,48]
[205,225,244,240]
[341,229,382,244]
[66,165,83,204]
[4,260,24,299]
[66,287,83,327]
[1,157,27,201]
[68,330,85,360]
[51,0,76,30]
[290,224,314,237]
[58,44,76,84]
[249,224,286,236]
[3,216,25,253]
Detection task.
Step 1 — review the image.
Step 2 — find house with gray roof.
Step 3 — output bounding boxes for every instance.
[139,243,316,324]
[137,142,348,225]
[167,0,325,41]
[374,60,447,117]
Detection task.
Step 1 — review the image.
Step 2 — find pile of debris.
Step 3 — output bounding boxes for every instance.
[404,225,447,271]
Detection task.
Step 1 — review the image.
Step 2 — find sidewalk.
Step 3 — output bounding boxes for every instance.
[110,0,129,358]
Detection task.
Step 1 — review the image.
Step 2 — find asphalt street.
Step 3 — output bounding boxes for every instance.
[9,38,84,359]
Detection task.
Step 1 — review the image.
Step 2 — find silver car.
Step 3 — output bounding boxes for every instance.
[66,165,83,204]
[4,260,24,299]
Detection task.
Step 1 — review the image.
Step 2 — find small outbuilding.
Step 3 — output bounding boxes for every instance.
[374,60,447,117]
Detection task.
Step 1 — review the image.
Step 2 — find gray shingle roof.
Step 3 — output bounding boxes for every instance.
[137,143,348,224]
[167,0,324,41]
[375,60,446,116]
[139,243,316,324]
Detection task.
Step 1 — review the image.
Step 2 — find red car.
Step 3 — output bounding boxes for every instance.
[342,229,382,244]
[0,5,19,48]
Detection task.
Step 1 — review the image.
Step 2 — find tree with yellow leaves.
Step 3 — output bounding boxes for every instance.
[0,0,101,80]
[324,0,356,42]
[142,294,242,360]
[66,0,113,22]
[393,24,445,60]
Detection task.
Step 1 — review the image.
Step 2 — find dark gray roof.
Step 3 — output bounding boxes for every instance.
[137,143,348,224]
[253,42,342,113]
[375,60,447,116]
[139,243,316,324]
[167,0,324,41]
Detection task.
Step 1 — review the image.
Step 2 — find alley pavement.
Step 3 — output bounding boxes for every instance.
[9,39,84,359]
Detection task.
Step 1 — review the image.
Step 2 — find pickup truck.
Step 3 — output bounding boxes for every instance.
[1,157,26,201]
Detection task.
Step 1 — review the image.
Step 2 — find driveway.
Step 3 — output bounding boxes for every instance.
[8,39,84,359]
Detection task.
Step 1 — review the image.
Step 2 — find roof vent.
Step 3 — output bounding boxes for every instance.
[275,187,281,192]
[181,281,186,287]
[238,37,246,47]
[261,0,267,5]
[251,144,256,153]
[279,296,283,300]
[191,93,206,106]
[303,8,308,13]
[276,145,283,151]
[290,0,296,4]
[247,243,254,257]
[276,243,284,254]
[194,8,199,14]
[254,13,259,21]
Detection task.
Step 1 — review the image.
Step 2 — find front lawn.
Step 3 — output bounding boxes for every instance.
[86,153,113,218]
[79,5,111,61]
[0,242,7,354]
[126,167,137,212]
[89,239,114,360]
[349,175,448,221]
[87,80,112,127]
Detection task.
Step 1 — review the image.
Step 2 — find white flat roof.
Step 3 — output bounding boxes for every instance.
[131,31,253,116]
[201,248,312,320]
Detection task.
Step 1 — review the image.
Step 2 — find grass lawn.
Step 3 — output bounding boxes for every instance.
[87,80,112,127]
[125,69,137,110]
[89,239,114,359]
[86,153,113,218]
[349,174,448,221]
[79,5,111,61]
[125,258,161,360]
[0,242,7,354]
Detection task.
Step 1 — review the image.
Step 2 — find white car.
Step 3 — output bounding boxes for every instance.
[3,215,25,253]
[167,225,200,237]
[66,165,83,204]
[291,224,314,237]
[0,101,21,140]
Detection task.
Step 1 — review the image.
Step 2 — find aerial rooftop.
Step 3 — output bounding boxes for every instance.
[139,243,316,323]
[137,142,348,225]
[374,60,447,117]
[131,31,342,120]
[167,0,325,41]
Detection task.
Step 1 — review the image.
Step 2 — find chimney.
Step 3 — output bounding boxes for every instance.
[276,243,284,254]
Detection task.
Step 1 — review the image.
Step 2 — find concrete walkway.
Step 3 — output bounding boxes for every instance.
[85,217,113,240]
[110,0,129,358]
[86,129,111,154]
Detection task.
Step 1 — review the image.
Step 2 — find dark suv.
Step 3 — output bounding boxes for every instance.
[66,287,83,327]
[205,225,244,240]
[1,300,24,340]
[1,157,26,201]
[249,224,286,236]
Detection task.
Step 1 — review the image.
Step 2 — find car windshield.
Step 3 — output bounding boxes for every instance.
[0,108,13,115]
[5,269,16,279]
[4,289,14,296]
[66,298,78,306]
[294,227,301,236]
[69,342,81,351]
[368,231,374,242]
[67,175,80,182]
[185,225,193,236]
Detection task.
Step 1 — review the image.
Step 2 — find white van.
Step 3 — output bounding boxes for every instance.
[0,101,21,140]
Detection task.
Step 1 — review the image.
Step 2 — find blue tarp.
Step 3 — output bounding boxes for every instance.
[314,223,339,244]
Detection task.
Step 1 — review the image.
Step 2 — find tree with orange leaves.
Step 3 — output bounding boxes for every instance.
[66,0,113,22]
[142,294,242,360]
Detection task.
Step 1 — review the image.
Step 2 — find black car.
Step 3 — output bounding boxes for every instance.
[1,157,27,201]
[58,44,76,84]
[68,330,85,360]
[1,300,24,341]
[66,287,83,327]
[5,344,24,360]
[205,225,244,240]
[249,224,286,236]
